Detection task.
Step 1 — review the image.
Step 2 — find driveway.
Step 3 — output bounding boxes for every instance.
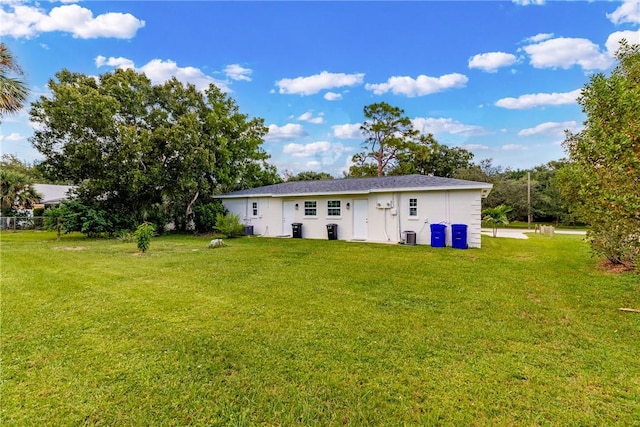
[481,228,587,239]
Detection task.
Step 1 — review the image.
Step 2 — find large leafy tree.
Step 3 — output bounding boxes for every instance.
[0,154,49,183]
[392,133,474,177]
[560,41,640,270]
[30,68,279,232]
[284,170,334,181]
[0,43,28,118]
[353,102,418,177]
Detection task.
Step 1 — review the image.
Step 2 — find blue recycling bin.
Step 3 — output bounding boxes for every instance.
[451,224,468,249]
[430,223,446,248]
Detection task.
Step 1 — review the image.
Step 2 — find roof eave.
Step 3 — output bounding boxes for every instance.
[216,184,493,199]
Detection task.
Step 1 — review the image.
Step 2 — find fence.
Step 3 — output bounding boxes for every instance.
[0,217,46,231]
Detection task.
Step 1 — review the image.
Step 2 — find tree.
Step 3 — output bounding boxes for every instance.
[559,41,640,270]
[285,171,334,181]
[353,102,418,177]
[0,43,28,118]
[0,154,49,183]
[30,68,279,233]
[454,158,499,183]
[392,133,474,177]
[344,154,379,178]
[0,170,41,216]
[482,205,512,238]
[134,222,156,253]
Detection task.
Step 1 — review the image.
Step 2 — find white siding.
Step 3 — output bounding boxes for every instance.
[222,188,484,247]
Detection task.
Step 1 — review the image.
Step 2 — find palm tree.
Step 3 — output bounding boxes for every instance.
[483,204,512,237]
[0,43,28,117]
[0,170,41,216]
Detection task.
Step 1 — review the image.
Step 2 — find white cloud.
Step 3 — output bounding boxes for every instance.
[365,73,468,97]
[468,52,518,72]
[523,37,612,70]
[276,71,364,95]
[412,117,487,137]
[283,141,352,166]
[95,56,230,92]
[297,111,324,124]
[0,3,145,39]
[606,30,640,56]
[324,92,342,101]
[463,144,490,150]
[0,132,25,142]
[305,160,322,170]
[525,33,554,43]
[518,121,580,137]
[502,144,528,151]
[512,0,545,5]
[95,55,135,69]
[283,141,332,157]
[607,0,640,25]
[264,123,307,142]
[332,123,362,139]
[224,64,252,82]
[495,89,581,109]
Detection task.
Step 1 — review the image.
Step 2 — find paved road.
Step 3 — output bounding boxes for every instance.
[481,228,587,239]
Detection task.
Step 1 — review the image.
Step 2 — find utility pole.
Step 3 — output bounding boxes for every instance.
[527,171,532,230]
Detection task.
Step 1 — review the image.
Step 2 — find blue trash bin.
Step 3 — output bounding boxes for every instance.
[430,223,446,248]
[451,224,468,249]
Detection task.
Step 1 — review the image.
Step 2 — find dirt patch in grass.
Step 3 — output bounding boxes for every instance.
[54,246,88,251]
[597,259,635,274]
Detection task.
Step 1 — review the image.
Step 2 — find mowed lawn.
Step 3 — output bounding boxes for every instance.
[1,231,639,426]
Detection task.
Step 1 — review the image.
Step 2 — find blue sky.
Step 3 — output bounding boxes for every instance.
[1,0,639,177]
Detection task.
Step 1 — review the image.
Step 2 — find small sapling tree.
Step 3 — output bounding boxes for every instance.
[134,222,156,253]
[483,205,512,238]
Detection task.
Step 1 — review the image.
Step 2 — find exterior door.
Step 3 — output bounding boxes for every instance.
[353,199,368,240]
[282,201,296,235]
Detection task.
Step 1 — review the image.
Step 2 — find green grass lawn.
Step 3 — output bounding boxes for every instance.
[1,231,638,425]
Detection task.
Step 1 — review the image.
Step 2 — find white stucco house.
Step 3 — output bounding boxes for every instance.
[32,184,75,208]
[216,174,493,248]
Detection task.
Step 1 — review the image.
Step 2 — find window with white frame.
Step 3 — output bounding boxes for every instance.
[304,201,317,216]
[409,198,418,217]
[251,201,258,217]
[327,200,341,216]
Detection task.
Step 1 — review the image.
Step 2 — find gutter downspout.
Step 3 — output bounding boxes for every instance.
[396,192,402,243]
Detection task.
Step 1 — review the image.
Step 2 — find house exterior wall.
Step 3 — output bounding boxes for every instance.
[222,188,484,248]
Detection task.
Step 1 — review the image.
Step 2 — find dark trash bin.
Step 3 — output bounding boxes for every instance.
[243,225,254,236]
[292,222,303,238]
[451,224,468,249]
[430,223,446,248]
[403,230,416,246]
[326,223,338,240]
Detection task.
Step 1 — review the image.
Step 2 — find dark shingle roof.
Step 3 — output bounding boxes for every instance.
[217,175,492,198]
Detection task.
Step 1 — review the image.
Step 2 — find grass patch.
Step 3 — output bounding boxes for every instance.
[483,220,588,230]
[1,231,639,425]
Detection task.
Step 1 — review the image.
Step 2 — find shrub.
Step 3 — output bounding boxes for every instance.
[214,212,245,238]
[43,200,114,237]
[194,202,227,233]
[134,222,156,253]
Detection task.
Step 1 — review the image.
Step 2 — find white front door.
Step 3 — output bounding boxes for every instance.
[282,201,296,235]
[353,199,368,240]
